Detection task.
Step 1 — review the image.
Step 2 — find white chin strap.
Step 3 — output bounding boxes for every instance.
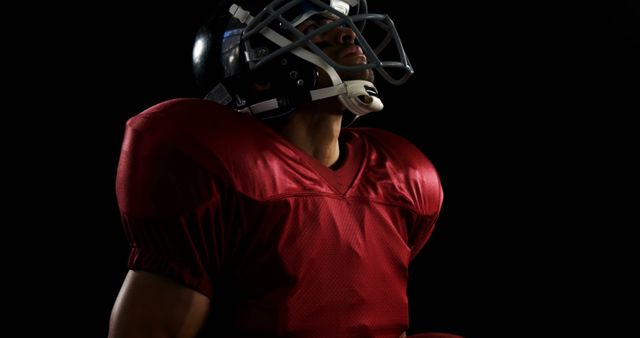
[230,4,383,118]
[310,80,383,116]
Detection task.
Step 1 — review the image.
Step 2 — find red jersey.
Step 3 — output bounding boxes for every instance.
[116,98,443,337]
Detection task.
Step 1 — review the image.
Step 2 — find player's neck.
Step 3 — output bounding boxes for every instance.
[276,100,344,167]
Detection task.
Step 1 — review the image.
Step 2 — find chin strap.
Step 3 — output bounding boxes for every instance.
[310,80,383,116]
[229,4,383,119]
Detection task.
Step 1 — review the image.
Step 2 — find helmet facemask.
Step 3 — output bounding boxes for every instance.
[193,0,413,121]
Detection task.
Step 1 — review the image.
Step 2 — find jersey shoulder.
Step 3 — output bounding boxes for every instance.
[126,98,252,142]
[125,98,282,169]
[356,128,435,167]
[117,99,249,216]
[352,128,443,216]
[119,98,322,202]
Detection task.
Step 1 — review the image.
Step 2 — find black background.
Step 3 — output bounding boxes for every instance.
[14,1,638,337]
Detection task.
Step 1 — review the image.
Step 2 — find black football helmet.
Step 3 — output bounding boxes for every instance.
[193,0,413,120]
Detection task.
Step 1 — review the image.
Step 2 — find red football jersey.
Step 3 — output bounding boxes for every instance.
[116,98,443,337]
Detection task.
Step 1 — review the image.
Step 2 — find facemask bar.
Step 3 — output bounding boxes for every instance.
[241,0,413,85]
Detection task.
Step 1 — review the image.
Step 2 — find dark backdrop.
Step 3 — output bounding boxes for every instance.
[17,1,638,337]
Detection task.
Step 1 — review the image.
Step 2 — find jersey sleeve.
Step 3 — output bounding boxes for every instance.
[115,119,225,298]
[401,142,443,260]
[407,178,443,260]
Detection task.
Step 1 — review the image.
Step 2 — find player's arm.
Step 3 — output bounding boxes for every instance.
[108,270,210,338]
